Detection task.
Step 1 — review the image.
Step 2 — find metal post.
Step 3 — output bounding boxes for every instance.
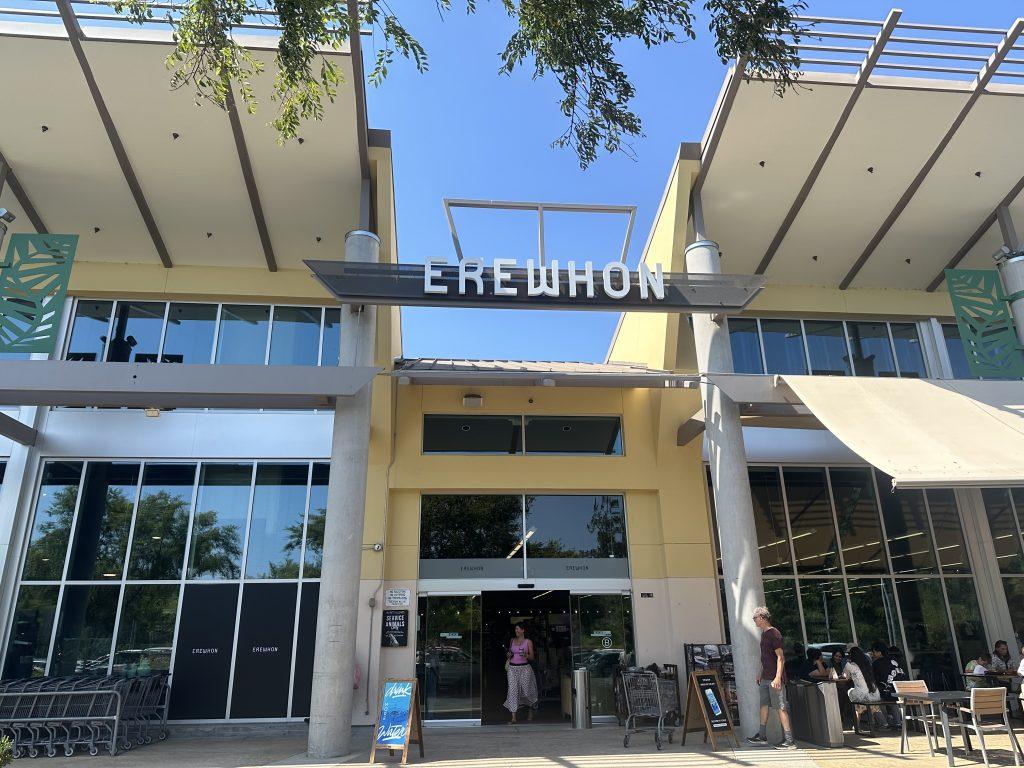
[685,238,766,732]
[307,229,379,759]
[995,206,1024,348]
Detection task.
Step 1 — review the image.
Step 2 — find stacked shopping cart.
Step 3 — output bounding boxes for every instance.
[621,670,679,749]
[0,673,169,757]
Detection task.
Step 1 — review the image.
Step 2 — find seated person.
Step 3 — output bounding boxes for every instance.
[967,652,993,689]
[799,648,830,681]
[829,649,847,680]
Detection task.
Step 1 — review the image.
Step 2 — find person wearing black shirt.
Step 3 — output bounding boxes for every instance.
[798,648,830,681]
[870,641,906,728]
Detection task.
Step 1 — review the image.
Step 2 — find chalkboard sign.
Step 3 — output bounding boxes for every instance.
[382,609,409,647]
[681,670,736,751]
[371,678,423,765]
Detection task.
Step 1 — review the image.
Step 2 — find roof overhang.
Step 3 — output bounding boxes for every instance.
[0,7,370,272]
[393,359,699,389]
[0,360,380,409]
[696,13,1024,293]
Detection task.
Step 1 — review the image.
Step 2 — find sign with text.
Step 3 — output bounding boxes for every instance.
[382,609,409,647]
[306,260,764,314]
[371,678,424,765]
[385,588,411,608]
[681,670,736,751]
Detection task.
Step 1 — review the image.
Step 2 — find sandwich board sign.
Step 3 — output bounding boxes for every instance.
[370,678,424,764]
[680,670,737,751]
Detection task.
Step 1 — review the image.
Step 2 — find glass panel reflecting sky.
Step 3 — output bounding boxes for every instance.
[847,322,897,377]
[783,467,840,575]
[269,307,321,366]
[106,302,164,362]
[303,464,328,578]
[23,462,82,581]
[321,308,340,367]
[943,324,974,379]
[804,320,850,376]
[729,318,763,374]
[216,305,270,365]
[188,464,252,579]
[760,319,807,375]
[245,464,308,579]
[162,303,217,364]
[129,464,196,580]
[891,323,928,378]
[66,301,112,362]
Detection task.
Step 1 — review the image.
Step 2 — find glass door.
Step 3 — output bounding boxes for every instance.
[416,595,480,720]
[571,593,634,717]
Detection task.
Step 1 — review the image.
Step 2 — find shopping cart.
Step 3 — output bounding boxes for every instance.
[621,670,677,749]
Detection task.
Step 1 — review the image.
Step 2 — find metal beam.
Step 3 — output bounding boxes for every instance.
[0,411,36,446]
[55,0,172,267]
[347,0,371,182]
[225,88,278,272]
[755,9,901,275]
[0,151,47,233]
[997,204,1021,250]
[926,172,1024,291]
[839,17,1024,290]
[693,56,747,196]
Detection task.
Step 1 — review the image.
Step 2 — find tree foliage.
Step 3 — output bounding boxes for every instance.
[112,0,806,167]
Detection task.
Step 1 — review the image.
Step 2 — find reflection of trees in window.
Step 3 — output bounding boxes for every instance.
[2,585,59,678]
[67,462,138,580]
[300,508,325,577]
[129,490,192,580]
[188,511,243,579]
[526,495,626,558]
[114,585,178,673]
[24,485,78,580]
[420,496,521,559]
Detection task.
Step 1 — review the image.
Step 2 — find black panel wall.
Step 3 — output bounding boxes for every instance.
[290,583,319,718]
[230,583,298,718]
[169,584,239,720]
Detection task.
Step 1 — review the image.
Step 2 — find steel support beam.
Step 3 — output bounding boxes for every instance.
[693,57,748,196]
[0,411,36,446]
[997,205,1021,250]
[0,151,47,234]
[225,89,278,272]
[840,17,1024,289]
[755,9,900,275]
[347,1,371,183]
[55,0,172,267]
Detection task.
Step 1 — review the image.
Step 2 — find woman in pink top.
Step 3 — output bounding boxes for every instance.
[504,622,538,724]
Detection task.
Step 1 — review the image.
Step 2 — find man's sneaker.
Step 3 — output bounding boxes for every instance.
[746,734,768,746]
[773,739,797,750]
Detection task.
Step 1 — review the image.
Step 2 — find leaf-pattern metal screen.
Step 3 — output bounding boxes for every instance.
[945,268,1024,378]
[0,234,77,354]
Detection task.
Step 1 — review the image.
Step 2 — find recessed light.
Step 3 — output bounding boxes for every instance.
[206,232,213,239]
[562,425,572,432]
[41,125,49,133]
[172,132,180,140]
[460,424,471,432]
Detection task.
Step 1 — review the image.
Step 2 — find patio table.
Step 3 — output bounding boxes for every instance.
[897,691,972,767]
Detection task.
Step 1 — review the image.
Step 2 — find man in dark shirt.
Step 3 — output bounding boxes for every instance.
[746,606,795,750]
[870,641,906,728]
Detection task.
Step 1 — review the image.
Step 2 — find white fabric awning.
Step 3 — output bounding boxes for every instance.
[775,376,1024,489]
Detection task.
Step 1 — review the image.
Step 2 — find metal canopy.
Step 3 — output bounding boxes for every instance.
[393,358,699,389]
[697,12,1024,292]
[306,260,765,313]
[0,360,380,409]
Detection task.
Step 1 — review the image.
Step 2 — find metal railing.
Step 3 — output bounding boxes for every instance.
[787,14,1024,84]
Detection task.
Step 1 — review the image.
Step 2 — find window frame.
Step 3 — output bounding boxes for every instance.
[420,413,626,457]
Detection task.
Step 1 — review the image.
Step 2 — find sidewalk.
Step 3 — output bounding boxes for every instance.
[30,723,1024,768]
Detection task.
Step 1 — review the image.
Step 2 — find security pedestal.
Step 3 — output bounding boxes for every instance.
[684,239,766,732]
[308,230,379,758]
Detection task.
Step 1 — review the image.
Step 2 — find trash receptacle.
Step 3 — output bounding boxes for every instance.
[786,680,844,747]
[572,668,592,729]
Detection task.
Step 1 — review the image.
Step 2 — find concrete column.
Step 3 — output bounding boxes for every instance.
[995,206,1024,349]
[685,239,766,732]
[308,230,379,759]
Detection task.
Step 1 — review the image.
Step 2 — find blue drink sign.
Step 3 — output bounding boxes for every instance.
[376,680,414,746]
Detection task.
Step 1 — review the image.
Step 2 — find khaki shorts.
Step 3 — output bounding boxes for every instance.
[759,679,788,711]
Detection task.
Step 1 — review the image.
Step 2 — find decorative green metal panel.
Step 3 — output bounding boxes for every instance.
[945,268,1024,378]
[0,234,78,354]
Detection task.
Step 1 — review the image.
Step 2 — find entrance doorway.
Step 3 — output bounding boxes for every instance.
[481,590,571,725]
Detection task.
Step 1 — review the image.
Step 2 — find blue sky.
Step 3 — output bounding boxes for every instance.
[365,0,1024,363]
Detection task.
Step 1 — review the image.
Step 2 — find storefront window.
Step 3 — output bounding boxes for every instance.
[50,584,120,676]
[895,578,957,689]
[830,468,888,574]
[113,584,178,674]
[847,321,897,377]
[760,319,807,375]
[419,495,523,578]
[944,578,987,670]
[571,594,634,716]
[526,495,627,578]
[188,464,252,579]
[799,578,852,646]
[876,476,937,574]
[417,595,480,720]
[848,578,902,648]
[783,468,840,575]
[524,417,623,455]
[66,462,140,581]
[244,464,307,579]
[23,462,83,581]
[320,308,341,367]
[269,306,321,366]
[750,467,791,574]
[303,464,328,578]
[128,464,196,580]
[762,579,802,647]
[65,301,112,361]
[804,320,850,376]
[215,305,270,365]
[161,303,217,364]
[2,585,59,678]
[422,415,523,454]
[890,323,928,378]
[728,318,763,374]
[106,301,164,362]
[927,489,971,574]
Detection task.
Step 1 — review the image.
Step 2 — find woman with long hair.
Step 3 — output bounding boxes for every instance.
[845,646,881,730]
[504,622,538,724]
